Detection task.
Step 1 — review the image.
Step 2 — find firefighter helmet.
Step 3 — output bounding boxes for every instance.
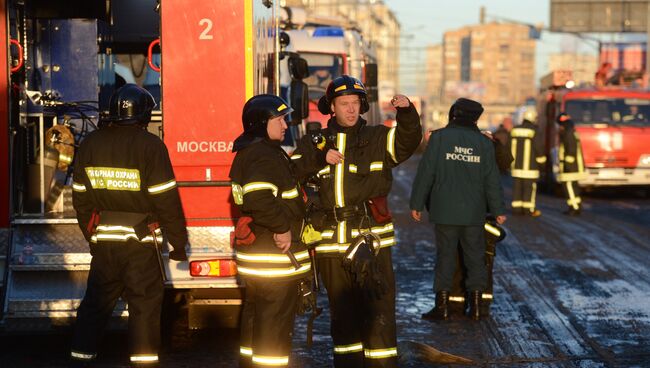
[108,84,156,126]
[521,105,537,124]
[241,94,293,136]
[317,75,369,115]
[556,112,572,124]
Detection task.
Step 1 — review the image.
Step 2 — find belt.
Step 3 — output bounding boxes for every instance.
[326,202,369,222]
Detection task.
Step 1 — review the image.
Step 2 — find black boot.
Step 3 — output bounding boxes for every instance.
[468,290,482,320]
[422,291,449,321]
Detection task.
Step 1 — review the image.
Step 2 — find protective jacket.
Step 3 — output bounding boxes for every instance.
[558,126,586,182]
[293,104,422,257]
[71,124,186,367]
[229,138,312,280]
[72,125,187,248]
[410,121,506,226]
[508,120,546,179]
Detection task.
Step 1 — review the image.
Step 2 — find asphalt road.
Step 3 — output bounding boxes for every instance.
[2,154,649,367]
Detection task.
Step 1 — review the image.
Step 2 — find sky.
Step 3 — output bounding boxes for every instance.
[381,0,601,95]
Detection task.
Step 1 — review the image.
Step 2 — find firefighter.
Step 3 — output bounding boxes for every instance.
[292,76,422,367]
[410,98,506,321]
[509,107,546,217]
[230,94,315,368]
[556,113,586,216]
[70,84,188,368]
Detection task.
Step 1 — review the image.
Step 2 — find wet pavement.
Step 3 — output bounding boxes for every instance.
[2,154,649,367]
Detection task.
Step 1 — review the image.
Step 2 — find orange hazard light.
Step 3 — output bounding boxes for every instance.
[190,259,238,277]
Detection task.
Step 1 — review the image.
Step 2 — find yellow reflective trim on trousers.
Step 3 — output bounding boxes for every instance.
[290,154,302,160]
[577,144,585,173]
[566,182,581,209]
[510,138,517,170]
[559,144,565,173]
[85,167,141,191]
[243,182,278,197]
[387,127,397,163]
[335,133,346,207]
[364,347,398,359]
[558,172,586,181]
[511,128,535,138]
[511,200,523,208]
[370,161,383,171]
[531,182,537,209]
[232,183,244,205]
[148,179,177,194]
[511,169,540,179]
[252,354,289,366]
[449,296,465,302]
[237,264,311,277]
[334,342,364,354]
[483,293,493,300]
[240,346,253,356]
[349,164,358,173]
[564,155,576,163]
[130,354,159,362]
[281,187,299,199]
[379,237,396,248]
[484,223,501,237]
[236,250,310,263]
[72,182,87,192]
[523,139,531,171]
[536,156,547,164]
[71,351,96,360]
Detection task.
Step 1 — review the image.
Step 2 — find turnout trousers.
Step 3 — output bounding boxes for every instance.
[319,249,398,368]
[70,241,164,367]
[434,224,486,293]
[239,277,300,368]
[511,178,538,214]
[562,180,582,211]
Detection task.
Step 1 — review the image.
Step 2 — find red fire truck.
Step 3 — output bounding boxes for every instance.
[0,0,307,331]
[538,69,650,190]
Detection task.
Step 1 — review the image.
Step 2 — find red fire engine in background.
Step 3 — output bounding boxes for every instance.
[537,51,650,191]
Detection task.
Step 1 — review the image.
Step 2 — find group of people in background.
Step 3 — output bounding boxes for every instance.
[68,76,585,368]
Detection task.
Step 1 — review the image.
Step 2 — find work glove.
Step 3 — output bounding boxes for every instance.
[343,239,376,287]
[169,245,188,261]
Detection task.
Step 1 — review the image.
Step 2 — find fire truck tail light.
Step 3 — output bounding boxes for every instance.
[639,155,650,167]
[189,259,237,277]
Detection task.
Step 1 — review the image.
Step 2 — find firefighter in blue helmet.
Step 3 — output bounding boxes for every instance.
[556,113,586,215]
[230,94,320,367]
[70,84,188,367]
[292,75,422,367]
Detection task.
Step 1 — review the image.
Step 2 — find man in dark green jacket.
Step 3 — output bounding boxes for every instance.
[410,98,506,321]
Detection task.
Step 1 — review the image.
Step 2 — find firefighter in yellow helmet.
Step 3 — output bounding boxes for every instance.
[70,84,188,368]
[556,113,586,215]
[508,107,546,217]
[230,94,318,367]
